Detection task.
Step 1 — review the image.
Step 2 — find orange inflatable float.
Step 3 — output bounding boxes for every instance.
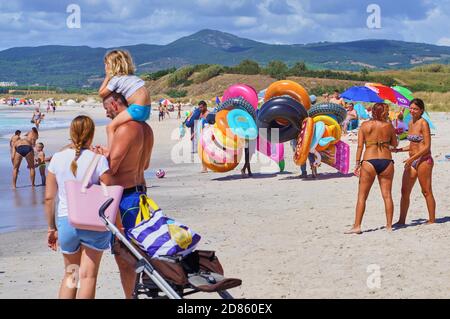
[198,141,242,173]
[215,109,230,135]
[264,80,311,110]
[293,117,314,165]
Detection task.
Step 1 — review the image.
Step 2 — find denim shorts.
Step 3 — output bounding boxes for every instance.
[127,104,151,122]
[57,216,112,254]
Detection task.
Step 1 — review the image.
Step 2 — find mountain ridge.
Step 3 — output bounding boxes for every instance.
[1,29,449,88]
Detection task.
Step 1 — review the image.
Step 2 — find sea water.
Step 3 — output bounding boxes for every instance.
[0,109,109,233]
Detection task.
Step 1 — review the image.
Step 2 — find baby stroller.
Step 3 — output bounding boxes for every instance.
[99,199,242,299]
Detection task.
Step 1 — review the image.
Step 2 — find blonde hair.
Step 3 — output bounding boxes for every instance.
[104,49,135,76]
[70,116,95,177]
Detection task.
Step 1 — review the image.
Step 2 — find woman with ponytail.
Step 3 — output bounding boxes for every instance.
[45,115,112,299]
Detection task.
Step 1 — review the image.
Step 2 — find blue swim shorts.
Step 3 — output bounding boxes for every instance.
[119,190,148,238]
[127,104,151,122]
[57,216,112,254]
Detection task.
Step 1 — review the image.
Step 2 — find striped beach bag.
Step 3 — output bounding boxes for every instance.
[127,195,201,259]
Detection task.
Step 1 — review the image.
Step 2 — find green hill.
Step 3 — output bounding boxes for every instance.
[1,29,450,88]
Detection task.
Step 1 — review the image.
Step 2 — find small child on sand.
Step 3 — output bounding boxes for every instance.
[98,50,151,150]
[35,142,47,186]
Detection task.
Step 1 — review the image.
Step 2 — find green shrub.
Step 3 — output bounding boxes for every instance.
[289,61,308,76]
[141,67,176,81]
[265,60,288,80]
[166,89,188,98]
[230,59,260,75]
[167,66,195,87]
[193,65,224,83]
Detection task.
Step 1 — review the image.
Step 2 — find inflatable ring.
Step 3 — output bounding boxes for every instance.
[310,121,326,151]
[200,126,239,163]
[213,124,244,150]
[264,80,311,110]
[217,96,257,120]
[257,95,308,143]
[215,110,230,135]
[294,117,314,165]
[227,109,258,140]
[313,115,342,143]
[222,84,258,110]
[308,103,347,124]
[198,141,242,173]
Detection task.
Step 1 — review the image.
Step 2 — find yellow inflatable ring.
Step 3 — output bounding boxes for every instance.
[198,141,242,173]
[294,117,314,166]
[313,115,342,143]
[264,80,311,110]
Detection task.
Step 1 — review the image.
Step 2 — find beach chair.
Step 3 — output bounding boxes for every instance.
[99,199,242,299]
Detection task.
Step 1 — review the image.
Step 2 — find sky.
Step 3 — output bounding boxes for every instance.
[1,0,450,50]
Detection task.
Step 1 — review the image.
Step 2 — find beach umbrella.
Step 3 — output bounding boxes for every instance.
[392,86,414,101]
[161,99,172,106]
[340,86,384,103]
[403,109,436,130]
[365,83,410,107]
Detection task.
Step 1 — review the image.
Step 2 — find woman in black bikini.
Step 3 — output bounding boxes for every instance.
[393,98,436,225]
[346,103,398,234]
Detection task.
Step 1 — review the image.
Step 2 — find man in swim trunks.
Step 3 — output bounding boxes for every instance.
[100,92,154,298]
[11,136,35,189]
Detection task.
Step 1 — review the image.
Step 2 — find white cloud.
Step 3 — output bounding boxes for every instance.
[0,0,450,50]
[437,37,450,46]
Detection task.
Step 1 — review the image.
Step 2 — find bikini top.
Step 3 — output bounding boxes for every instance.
[365,140,391,149]
[407,134,423,143]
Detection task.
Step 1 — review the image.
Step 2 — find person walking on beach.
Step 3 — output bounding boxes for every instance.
[163,104,170,118]
[393,98,436,226]
[45,115,112,299]
[158,103,164,121]
[99,92,154,299]
[31,108,43,130]
[10,130,21,164]
[345,103,398,234]
[177,102,181,119]
[185,101,209,172]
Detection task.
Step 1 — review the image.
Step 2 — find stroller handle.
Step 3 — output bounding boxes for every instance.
[99,198,114,218]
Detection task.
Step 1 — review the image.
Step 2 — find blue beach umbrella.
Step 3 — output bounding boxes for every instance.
[341,86,384,103]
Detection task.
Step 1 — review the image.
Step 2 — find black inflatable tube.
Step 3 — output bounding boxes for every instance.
[217,97,257,120]
[308,103,347,124]
[257,96,308,143]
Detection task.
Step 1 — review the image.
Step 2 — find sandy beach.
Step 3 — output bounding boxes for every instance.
[0,103,449,299]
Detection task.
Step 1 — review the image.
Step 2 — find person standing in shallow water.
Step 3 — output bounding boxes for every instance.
[393,98,436,226]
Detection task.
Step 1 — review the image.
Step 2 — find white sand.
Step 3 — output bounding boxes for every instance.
[0,105,449,299]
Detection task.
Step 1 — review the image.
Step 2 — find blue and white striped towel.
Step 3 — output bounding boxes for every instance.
[127,209,201,258]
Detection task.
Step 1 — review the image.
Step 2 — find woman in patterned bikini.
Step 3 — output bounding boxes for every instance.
[393,98,436,225]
